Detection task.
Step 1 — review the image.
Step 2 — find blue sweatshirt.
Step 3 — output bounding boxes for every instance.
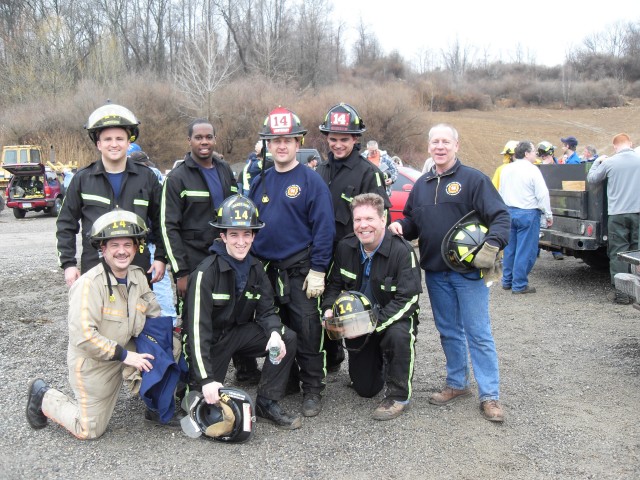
[248,163,335,271]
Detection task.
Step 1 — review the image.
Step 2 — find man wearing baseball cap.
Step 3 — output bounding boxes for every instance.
[560,136,581,164]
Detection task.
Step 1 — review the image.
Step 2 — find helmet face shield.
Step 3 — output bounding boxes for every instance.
[327,291,377,341]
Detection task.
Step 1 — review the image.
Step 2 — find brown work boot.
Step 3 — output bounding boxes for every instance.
[429,386,472,406]
[372,398,409,421]
[480,400,504,422]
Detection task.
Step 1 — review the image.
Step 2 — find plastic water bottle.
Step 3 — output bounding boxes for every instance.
[269,345,281,365]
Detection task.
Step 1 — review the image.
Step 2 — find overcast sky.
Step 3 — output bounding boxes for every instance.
[330,0,640,67]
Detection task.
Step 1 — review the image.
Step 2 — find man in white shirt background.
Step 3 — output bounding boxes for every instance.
[499,141,552,294]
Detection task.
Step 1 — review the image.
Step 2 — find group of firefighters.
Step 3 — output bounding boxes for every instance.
[27,101,512,444]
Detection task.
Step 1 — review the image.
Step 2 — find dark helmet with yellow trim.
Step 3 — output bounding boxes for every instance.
[441,210,488,273]
[210,195,264,230]
[259,107,307,139]
[89,209,149,249]
[319,103,366,135]
[180,388,255,443]
[86,102,140,144]
[326,291,377,341]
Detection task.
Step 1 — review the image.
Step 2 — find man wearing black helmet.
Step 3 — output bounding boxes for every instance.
[27,210,177,439]
[56,103,166,287]
[248,107,335,417]
[316,103,391,372]
[389,123,510,423]
[184,195,301,429]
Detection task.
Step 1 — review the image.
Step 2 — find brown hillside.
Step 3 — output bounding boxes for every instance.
[422,104,640,176]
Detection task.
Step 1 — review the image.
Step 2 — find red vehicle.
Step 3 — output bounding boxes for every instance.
[4,163,64,218]
[389,165,422,223]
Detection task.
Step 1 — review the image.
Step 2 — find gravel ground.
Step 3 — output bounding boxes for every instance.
[1,209,638,480]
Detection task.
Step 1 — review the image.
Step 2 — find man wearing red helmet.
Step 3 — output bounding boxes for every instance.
[248,107,335,417]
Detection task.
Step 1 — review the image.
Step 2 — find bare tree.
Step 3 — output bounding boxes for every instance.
[173,23,236,119]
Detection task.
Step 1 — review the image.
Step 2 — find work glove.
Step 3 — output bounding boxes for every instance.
[472,242,500,269]
[302,269,325,299]
[481,254,503,287]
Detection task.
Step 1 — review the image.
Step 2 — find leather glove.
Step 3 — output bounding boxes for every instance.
[472,242,500,269]
[302,269,325,299]
[481,254,503,287]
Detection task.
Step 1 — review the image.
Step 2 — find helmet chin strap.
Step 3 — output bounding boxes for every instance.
[101,256,117,302]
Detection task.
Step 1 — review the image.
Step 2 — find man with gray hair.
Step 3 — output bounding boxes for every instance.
[361,140,398,196]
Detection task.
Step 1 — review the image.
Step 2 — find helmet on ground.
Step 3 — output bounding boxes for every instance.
[210,195,265,230]
[325,291,377,341]
[86,103,140,144]
[127,143,142,154]
[441,210,488,273]
[259,107,307,139]
[180,388,255,443]
[319,103,366,135]
[500,140,518,156]
[537,141,556,157]
[89,209,149,249]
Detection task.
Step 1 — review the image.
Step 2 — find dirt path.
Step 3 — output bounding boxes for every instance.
[0,210,638,479]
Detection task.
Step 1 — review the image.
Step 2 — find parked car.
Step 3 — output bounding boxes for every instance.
[4,163,64,218]
[389,166,422,223]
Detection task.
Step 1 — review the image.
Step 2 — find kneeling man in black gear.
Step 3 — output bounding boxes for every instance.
[322,193,422,420]
[184,195,301,429]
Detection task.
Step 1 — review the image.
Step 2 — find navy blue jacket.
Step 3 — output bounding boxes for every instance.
[398,159,510,272]
[249,163,335,272]
[135,316,187,424]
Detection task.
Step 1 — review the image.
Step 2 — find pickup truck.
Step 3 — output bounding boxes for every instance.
[538,163,609,268]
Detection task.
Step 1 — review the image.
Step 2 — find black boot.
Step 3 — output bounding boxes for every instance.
[256,396,302,430]
[144,408,183,429]
[302,393,322,417]
[26,378,49,429]
[233,356,261,385]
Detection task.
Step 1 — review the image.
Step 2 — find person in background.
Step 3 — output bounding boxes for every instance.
[305,154,319,170]
[587,133,640,305]
[491,140,518,190]
[582,145,599,162]
[389,123,510,423]
[535,141,563,259]
[499,141,552,294]
[361,140,398,196]
[560,136,581,164]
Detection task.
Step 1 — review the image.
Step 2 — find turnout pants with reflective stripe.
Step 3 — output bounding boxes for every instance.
[267,268,326,395]
[41,356,127,440]
[345,317,416,402]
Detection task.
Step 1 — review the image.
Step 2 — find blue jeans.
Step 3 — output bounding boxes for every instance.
[148,243,178,325]
[425,270,500,401]
[502,208,541,292]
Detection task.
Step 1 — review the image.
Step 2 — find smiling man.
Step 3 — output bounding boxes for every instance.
[29,210,173,439]
[248,107,335,417]
[184,195,301,430]
[389,123,510,423]
[315,102,392,372]
[56,103,166,287]
[322,193,421,420]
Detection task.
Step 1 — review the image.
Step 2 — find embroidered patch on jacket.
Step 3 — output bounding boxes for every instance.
[445,182,462,196]
[286,185,301,198]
